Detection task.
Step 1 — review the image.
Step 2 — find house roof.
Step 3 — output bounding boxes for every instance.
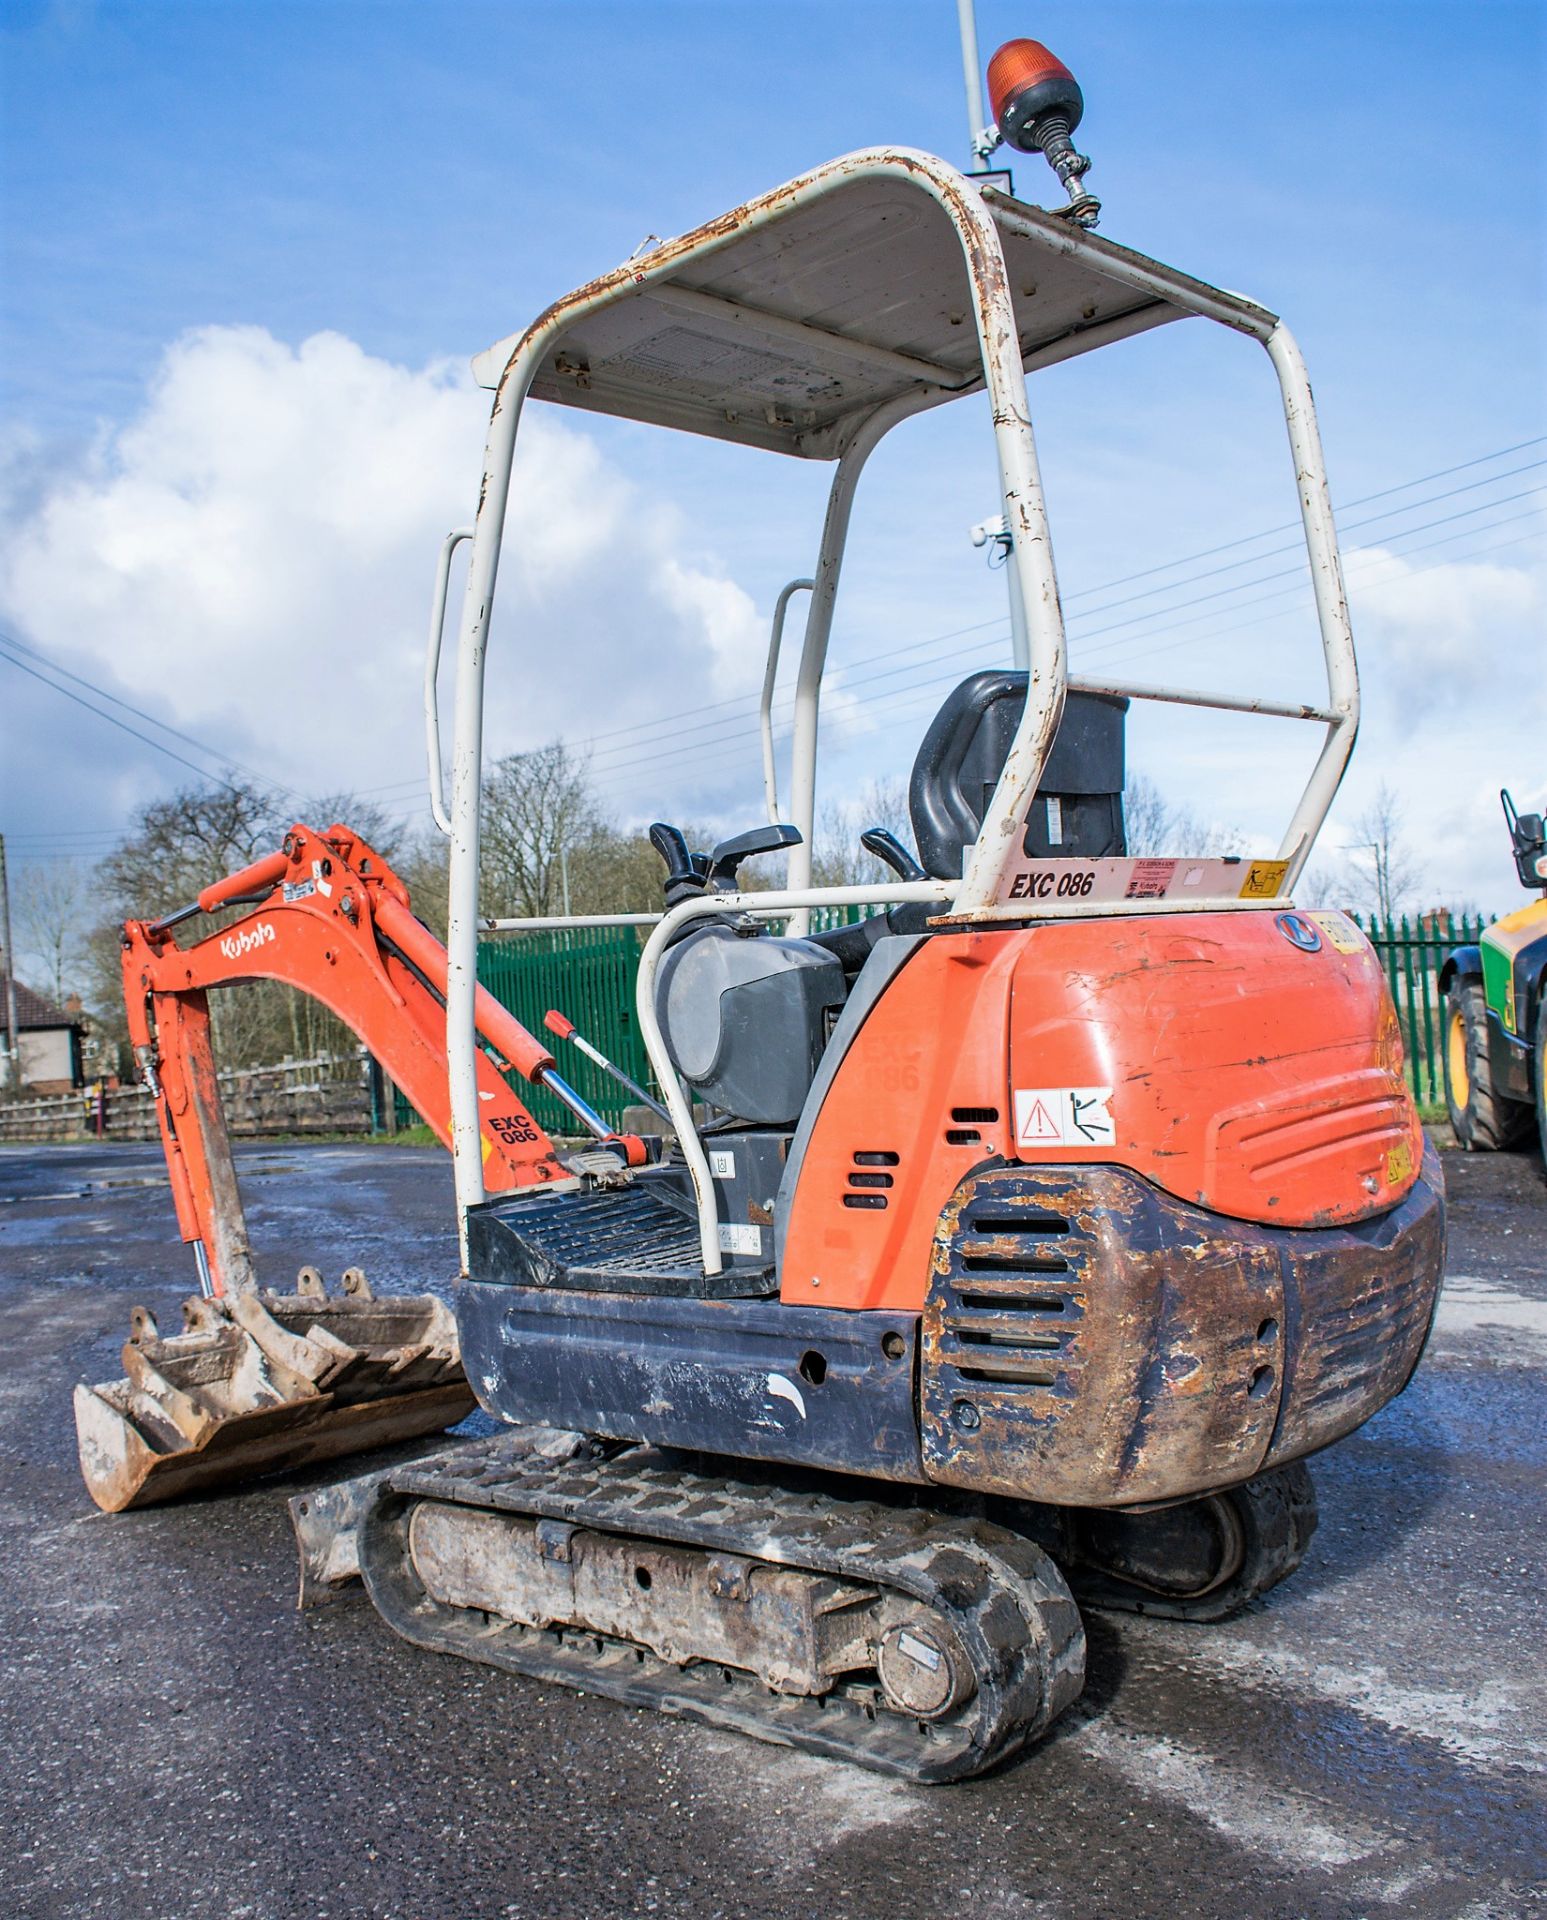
[0,980,86,1035]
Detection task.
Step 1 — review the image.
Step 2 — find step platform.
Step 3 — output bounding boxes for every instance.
[466,1175,777,1299]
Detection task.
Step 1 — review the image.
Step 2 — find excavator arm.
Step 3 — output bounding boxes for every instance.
[119,821,590,1296]
[76,822,646,1513]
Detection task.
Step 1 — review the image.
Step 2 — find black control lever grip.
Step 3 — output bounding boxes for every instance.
[861,826,928,883]
[649,822,712,909]
[706,822,802,892]
[649,822,697,887]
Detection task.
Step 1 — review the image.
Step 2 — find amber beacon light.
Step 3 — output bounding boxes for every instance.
[987,37,1100,227]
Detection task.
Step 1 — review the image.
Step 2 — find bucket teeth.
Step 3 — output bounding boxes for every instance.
[75,1282,476,1514]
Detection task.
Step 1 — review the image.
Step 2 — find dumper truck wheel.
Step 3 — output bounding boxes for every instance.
[1535,997,1547,1170]
[1444,977,1532,1151]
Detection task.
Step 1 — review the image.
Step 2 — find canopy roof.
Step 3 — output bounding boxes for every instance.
[472,154,1278,459]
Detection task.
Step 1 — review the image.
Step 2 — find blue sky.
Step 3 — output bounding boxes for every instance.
[1,0,1543,920]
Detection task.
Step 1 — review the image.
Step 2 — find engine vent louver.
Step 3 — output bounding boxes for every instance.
[933,1201,1075,1386]
[845,1150,898,1210]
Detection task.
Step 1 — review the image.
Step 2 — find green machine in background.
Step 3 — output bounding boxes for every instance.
[1442,791,1547,1159]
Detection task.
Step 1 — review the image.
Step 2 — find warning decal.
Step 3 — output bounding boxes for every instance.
[1237,860,1290,899]
[1308,910,1366,954]
[1014,1087,1116,1149]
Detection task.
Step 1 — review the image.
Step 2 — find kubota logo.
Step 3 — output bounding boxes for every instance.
[219,922,277,961]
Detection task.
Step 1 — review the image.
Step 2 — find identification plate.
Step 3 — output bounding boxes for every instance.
[992,855,1289,912]
[717,1223,764,1257]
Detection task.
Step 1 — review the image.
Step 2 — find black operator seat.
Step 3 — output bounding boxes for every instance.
[908,671,1130,880]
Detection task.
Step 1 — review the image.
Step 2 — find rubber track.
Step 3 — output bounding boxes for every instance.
[1062,1462,1320,1624]
[358,1435,1086,1782]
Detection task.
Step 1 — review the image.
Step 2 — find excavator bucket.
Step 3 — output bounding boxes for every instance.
[74,1270,475,1513]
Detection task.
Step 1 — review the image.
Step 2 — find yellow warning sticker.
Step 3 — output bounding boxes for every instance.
[480,1133,493,1165]
[1238,860,1290,899]
[1386,1138,1414,1185]
[1308,910,1366,955]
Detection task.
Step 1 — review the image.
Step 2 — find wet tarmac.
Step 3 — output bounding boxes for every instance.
[0,1138,1542,1920]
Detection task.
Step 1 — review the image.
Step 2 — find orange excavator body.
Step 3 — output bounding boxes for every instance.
[781,908,1424,1315]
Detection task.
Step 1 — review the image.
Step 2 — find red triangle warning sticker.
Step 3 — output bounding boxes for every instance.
[1015,1095,1064,1146]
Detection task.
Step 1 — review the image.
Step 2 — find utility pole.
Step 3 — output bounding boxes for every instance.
[956,0,989,173]
[0,835,21,1092]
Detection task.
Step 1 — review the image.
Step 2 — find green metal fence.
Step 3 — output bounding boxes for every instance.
[388,906,880,1135]
[393,922,655,1134]
[386,905,1484,1134]
[1352,912,1487,1106]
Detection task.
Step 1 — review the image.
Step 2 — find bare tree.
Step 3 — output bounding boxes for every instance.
[301,792,404,862]
[1123,772,1242,858]
[1347,782,1422,922]
[480,741,605,918]
[1123,773,1185,857]
[96,779,281,923]
[808,777,915,886]
[14,859,91,1006]
[89,778,411,1076]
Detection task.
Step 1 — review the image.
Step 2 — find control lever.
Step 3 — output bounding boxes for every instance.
[649,822,709,908]
[861,827,929,883]
[705,822,802,893]
[545,1009,672,1127]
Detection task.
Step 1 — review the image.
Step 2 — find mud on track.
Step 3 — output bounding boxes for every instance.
[1,1139,1543,1920]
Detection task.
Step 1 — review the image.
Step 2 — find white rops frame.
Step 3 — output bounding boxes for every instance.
[427,147,1359,1272]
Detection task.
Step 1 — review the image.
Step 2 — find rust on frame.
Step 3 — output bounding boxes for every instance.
[918,1150,1444,1508]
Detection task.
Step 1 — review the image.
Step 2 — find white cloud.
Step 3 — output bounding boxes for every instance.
[1347,543,1543,716]
[1,322,1540,916]
[0,324,772,835]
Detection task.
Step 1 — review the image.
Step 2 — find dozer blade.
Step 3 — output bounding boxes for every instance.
[74,1270,475,1513]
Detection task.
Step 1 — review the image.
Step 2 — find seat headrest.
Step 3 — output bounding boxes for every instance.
[908,672,1128,880]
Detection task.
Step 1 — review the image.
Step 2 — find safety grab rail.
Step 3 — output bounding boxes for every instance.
[1067,677,1339,725]
[483,912,664,931]
[425,527,473,838]
[634,878,955,1276]
[760,578,814,825]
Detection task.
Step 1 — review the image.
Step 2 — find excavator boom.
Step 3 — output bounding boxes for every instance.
[75,822,627,1512]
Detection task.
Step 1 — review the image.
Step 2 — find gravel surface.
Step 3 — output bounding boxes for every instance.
[1,1138,1543,1920]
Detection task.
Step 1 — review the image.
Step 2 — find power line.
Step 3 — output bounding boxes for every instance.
[583,506,1546,791]
[562,435,1547,758]
[575,493,1545,788]
[1045,434,1547,604]
[1069,458,1544,623]
[643,519,1547,805]
[10,437,1541,851]
[1077,501,1547,670]
[16,506,1539,869]
[554,456,1547,780]
[0,646,252,797]
[0,626,296,801]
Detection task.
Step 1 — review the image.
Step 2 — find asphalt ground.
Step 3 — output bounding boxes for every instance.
[0,1137,1543,1920]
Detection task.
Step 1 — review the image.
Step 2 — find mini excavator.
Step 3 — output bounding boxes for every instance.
[77,31,1446,1781]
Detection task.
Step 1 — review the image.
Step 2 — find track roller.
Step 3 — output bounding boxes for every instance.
[354,1434,1085,1781]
